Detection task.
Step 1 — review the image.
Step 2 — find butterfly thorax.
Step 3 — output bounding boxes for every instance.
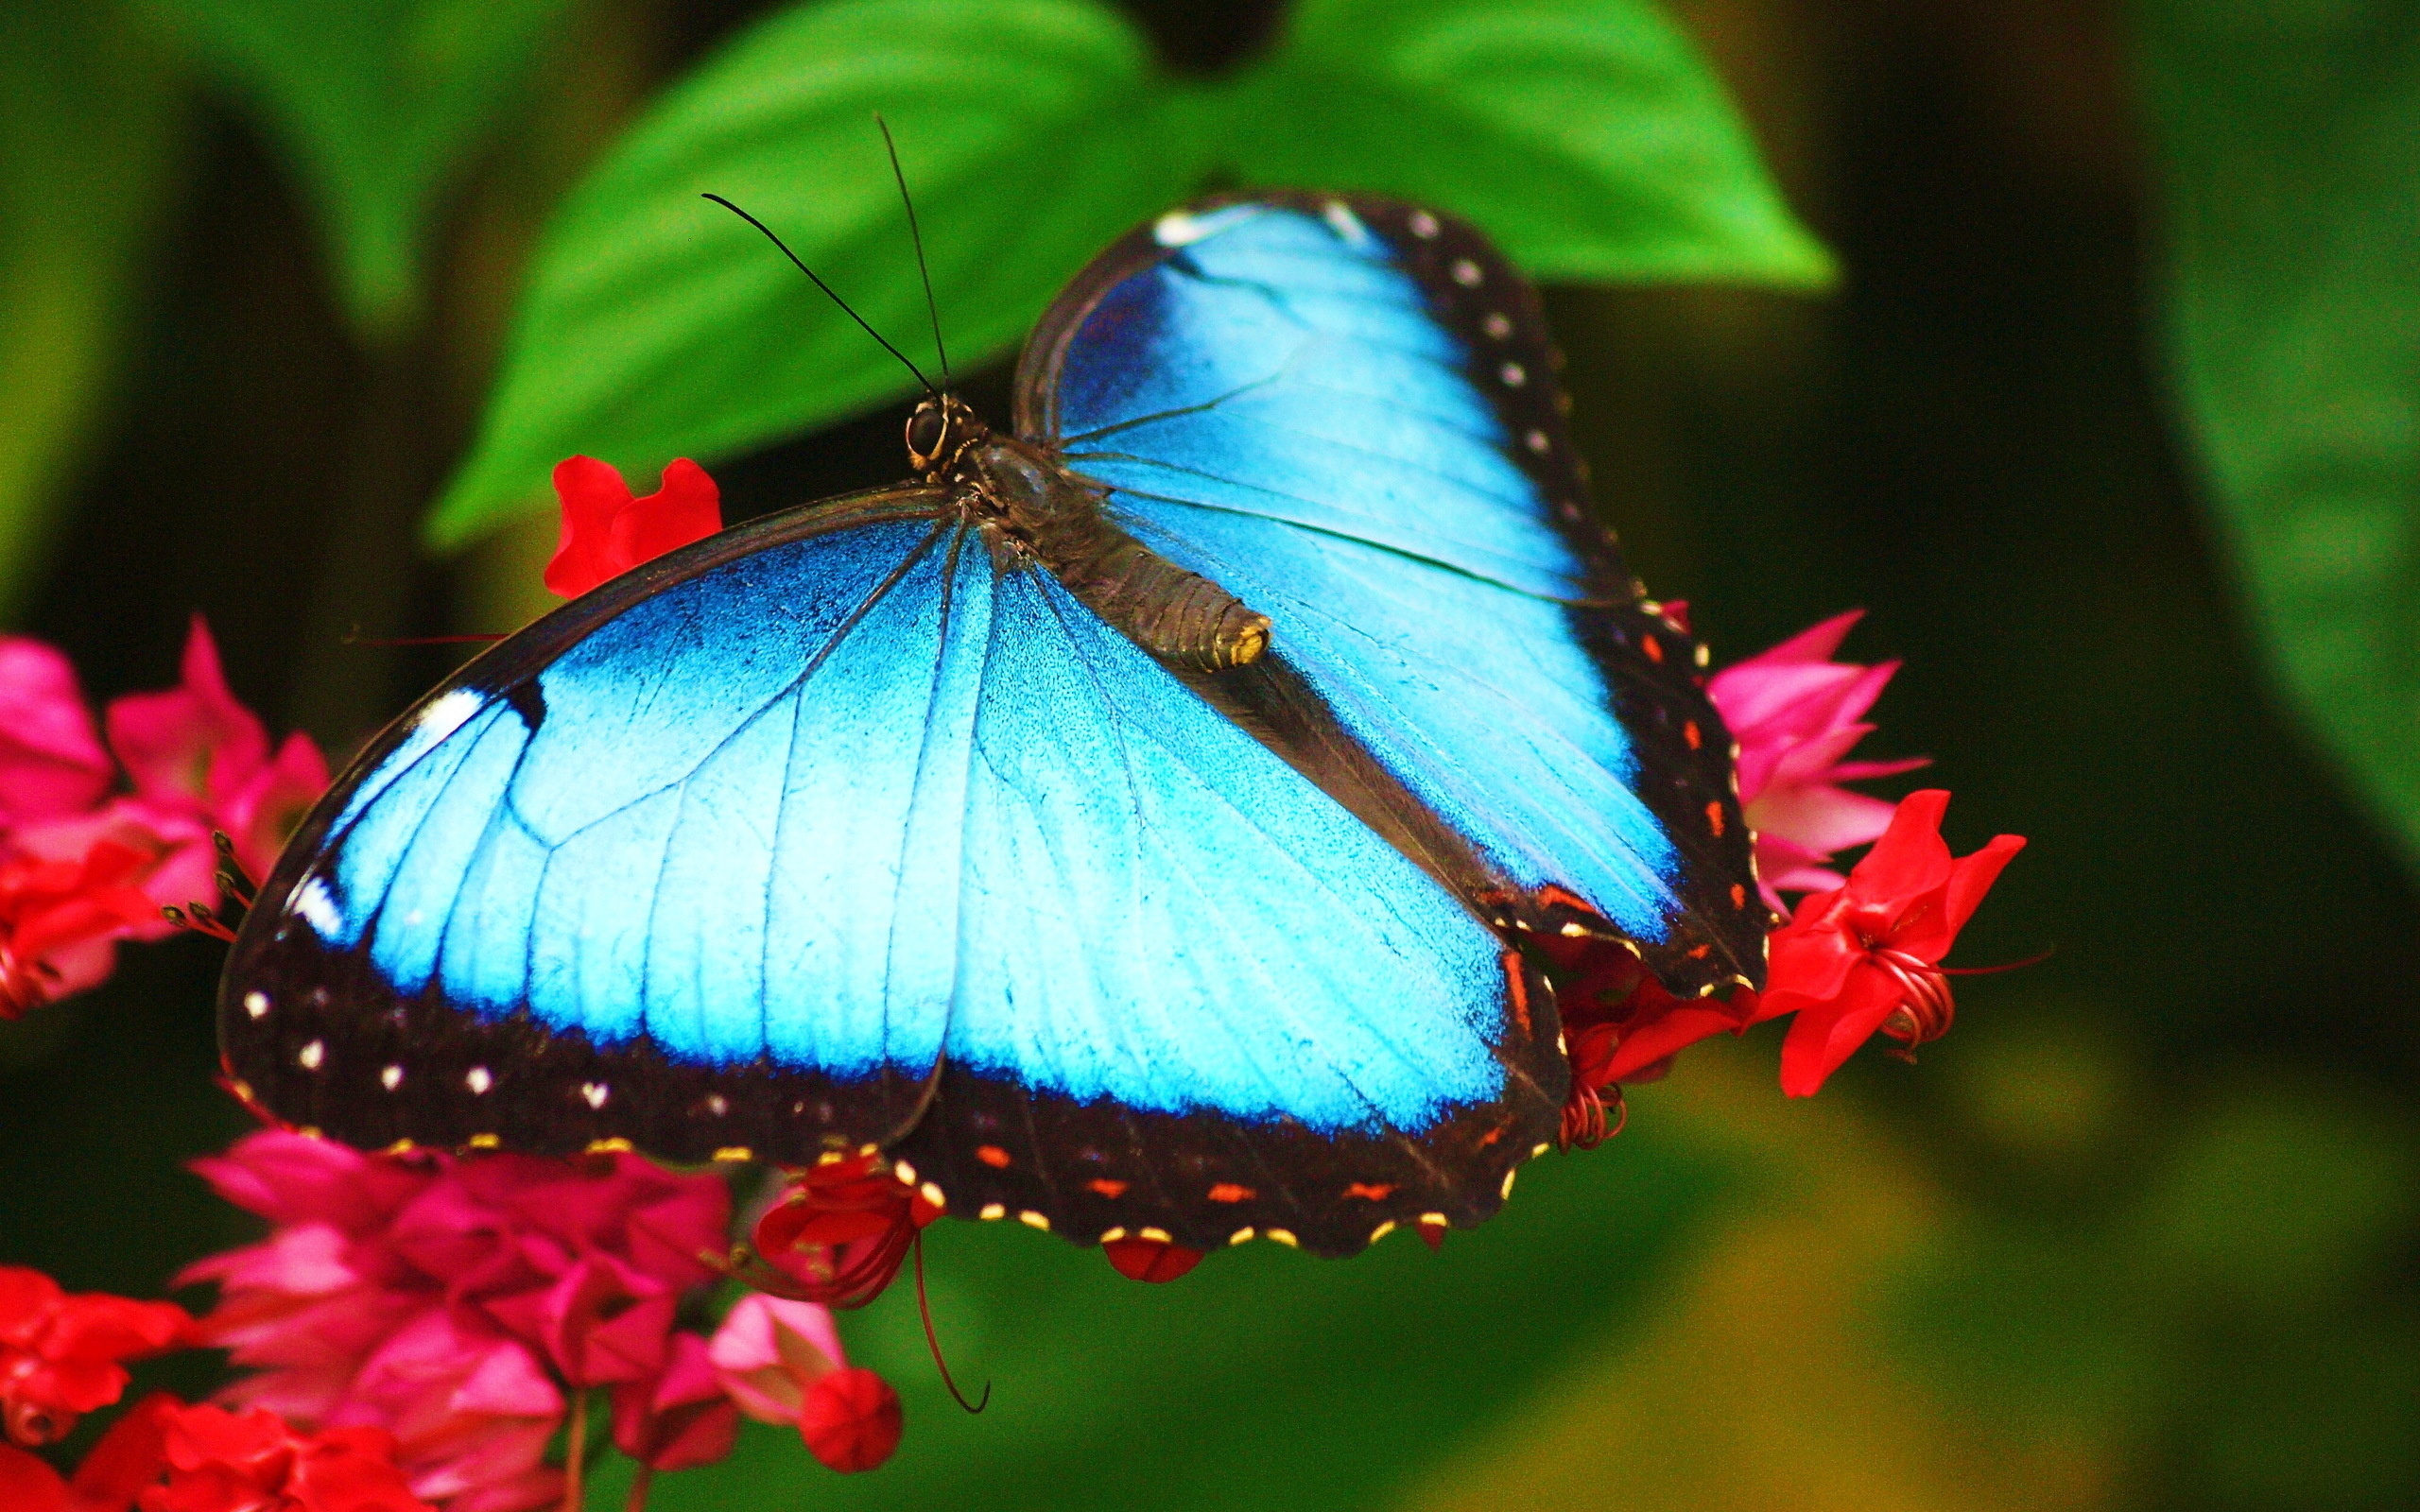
[905,395,1270,671]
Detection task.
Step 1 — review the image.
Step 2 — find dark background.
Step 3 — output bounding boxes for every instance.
[3,2,2413,1508]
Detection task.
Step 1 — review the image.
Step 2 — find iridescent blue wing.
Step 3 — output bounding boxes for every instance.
[219,491,1560,1256]
[1017,194,1766,996]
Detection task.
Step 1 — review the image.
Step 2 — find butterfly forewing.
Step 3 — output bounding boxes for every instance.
[1018,193,1767,998]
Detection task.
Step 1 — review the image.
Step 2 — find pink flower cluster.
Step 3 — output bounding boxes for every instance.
[1705,609,1928,907]
[179,1133,893,1509]
[0,619,325,1017]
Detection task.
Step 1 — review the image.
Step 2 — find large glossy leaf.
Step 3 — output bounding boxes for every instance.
[429,0,1830,548]
[144,0,576,340]
[0,5,186,614]
[426,0,1209,548]
[2137,2,2420,870]
[1224,0,1833,284]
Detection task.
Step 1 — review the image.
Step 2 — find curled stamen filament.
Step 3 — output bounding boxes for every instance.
[1869,946,1954,1060]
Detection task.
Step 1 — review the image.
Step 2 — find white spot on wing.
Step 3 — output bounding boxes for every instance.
[243,991,269,1020]
[1321,200,1372,247]
[582,1082,610,1109]
[417,687,484,743]
[298,1040,324,1070]
[1153,204,1261,248]
[292,877,343,939]
[467,1066,493,1095]
[381,1065,404,1091]
[1409,210,1441,238]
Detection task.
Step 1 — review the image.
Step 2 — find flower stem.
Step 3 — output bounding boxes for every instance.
[562,1390,587,1512]
[624,1464,655,1512]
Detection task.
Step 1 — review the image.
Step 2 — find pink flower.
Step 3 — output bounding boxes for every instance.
[0,639,112,823]
[1707,610,1927,906]
[612,1333,736,1475]
[332,1313,562,1512]
[104,618,268,819]
[544,457,721,599]
[1759,788,2025,1095]
[705,1296,846,1425]
[183,1132,735,1508]
[0,618,330,1014]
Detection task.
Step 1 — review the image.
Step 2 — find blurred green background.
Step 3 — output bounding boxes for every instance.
[2,0,2416,1508]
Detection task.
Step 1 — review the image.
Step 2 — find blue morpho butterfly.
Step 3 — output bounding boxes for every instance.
[217,192,1764,1260]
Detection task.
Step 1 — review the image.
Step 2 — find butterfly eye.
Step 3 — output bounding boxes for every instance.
[905,404,948,468]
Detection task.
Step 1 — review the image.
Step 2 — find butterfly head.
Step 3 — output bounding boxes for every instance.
[906,394,987,478]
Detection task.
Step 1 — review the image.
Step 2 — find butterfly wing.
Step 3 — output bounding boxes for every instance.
[1017,194,1766,997]
[220,490,1559,1254]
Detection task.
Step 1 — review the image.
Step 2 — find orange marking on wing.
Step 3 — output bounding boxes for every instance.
[976,1144,1011,1169]
[1730,883,1747,909]
[1501,951,1532,1036]
[1344,1182,1396,1201]
[1688,944,1711,959]
[1705,801,1726,837]
[1684,719,1702,750]
[1478,1125,1505,1147]
[1207,1182,1255,1203]
[1536,885,1601,919]
[1088,1177,1129,1199]
[1643,634,1665,664]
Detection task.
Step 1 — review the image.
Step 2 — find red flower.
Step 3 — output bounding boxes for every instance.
[140,1401,432,1512]
[0,1267,190,1447]
[705,1296,895,1474]
[1545,790,2023,1109]
[1705,610,1927,906]
[0,1390,181,1512]
[0,840,182,1019]
[544,457,721,599]
[1759,788,2024,1095]
[746,1154,938,1310]
[795,1370,900,1475]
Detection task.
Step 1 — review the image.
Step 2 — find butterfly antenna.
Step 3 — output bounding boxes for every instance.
[700,193,937,398]
[911,1229,990,1414]
[874,114,950,390]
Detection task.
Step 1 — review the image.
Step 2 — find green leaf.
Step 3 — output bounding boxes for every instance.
[426,0,1209,549]
[2137,1,2420,871]
[144,0,576,340]
[434,0,1831,547]
[0,4,187,615]
[1225,0,1833,284]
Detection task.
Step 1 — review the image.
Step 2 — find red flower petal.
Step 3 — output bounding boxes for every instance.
[609,458,721,571]
[1101,1238,1203,1283]
[797,1368,900,1474]
[544,456,634,600]
[0,1442,70,1511]
[1845,788,1956,905]
[544,457,722,599]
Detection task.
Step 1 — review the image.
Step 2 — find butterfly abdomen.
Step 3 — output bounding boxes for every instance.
[971,436,1270,671]
[1065,534,1270,671]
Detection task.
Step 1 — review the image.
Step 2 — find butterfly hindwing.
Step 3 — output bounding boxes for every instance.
[221,490,1561,1251]
[1018,194,1767,996]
